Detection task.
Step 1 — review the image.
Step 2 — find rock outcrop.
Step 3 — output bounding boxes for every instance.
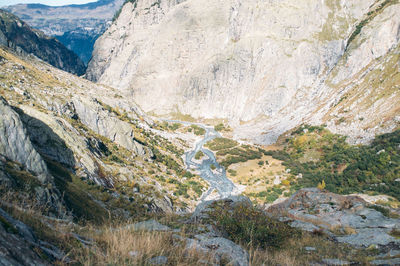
[267,188,400,249]
[87,0,400,144]
[0,9,86,75]
[0,207,69,265]
[0,97,50,183]
[185,235,249,266]
[71,97,149,156]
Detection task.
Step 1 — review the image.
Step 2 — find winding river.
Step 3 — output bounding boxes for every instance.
[165,120,236,201]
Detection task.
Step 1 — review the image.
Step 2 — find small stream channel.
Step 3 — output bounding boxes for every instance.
[164,120,236,201]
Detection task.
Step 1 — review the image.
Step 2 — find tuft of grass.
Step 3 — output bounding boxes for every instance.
[389,228,400,239]
[0,215,18,234]
[75,224,213,265]
[45,158,109,223]
[207,201,299,249]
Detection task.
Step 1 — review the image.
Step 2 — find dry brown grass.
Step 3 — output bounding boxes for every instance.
[227,155,292,204]
[74,225,213,265]
[249,233,371,265]
[0,190,380,266]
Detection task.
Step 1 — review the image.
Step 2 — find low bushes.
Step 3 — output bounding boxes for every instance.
[208,201,299,248]
[205,138,238,151]
[267,127,400,200]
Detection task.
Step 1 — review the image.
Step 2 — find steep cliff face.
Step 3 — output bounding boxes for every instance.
[87,0,400,144]
[0,9,86,75]
[0,97,50,184]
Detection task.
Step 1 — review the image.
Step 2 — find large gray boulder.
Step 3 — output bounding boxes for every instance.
[267,188,400,248]
[186,234,249,266]
[0,97,50,183]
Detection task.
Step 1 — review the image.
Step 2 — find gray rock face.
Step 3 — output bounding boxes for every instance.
[336,228,399,248]
[186,234,249,266]
[267,188,400,248]
[0,222,49,266]
[0,99,65,215]
[0,207,67,265]
[18,109,75,168]
[148,256,168,265]
[72,97,148,156]
[371,258,400,265]
[321,258,350,266]
[0,207,37,244]
[87,0,400,144]
[0,97,50,183]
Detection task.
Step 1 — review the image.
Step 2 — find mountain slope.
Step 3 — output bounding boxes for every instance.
[0,47,210,217]
[4,0,125,64]
[87,0,400,144]
[0,9,86,75]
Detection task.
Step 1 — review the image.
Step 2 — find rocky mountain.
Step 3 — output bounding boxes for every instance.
[1,1,400,265]
[4,0,125,64]
[0,9,85,75]
[0,45,216,218]
[87,0,400,145]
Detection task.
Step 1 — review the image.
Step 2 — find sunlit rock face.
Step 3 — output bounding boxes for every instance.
[87,0,400,144]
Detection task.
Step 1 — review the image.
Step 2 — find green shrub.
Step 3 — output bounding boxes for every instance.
[227,169,237,176]
[208,202,299,248]
[190,125,206,136]
[265,192,279,203]
[214,123,225,131]
[169,123,181,131]
[206,138,238,151]
[368,205,390,217]
[194,151,204,160]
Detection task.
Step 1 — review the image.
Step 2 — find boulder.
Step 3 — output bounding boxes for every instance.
[267,188,400,248]
[148,256,168,265]
[128,219,171,232]
[192,195,252,221]
[186,234,249,266]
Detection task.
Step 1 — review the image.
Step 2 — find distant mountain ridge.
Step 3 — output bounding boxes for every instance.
[0,9,85,75]
[4,0,124,64]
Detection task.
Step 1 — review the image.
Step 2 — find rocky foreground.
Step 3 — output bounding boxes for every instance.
[1,188,399,265]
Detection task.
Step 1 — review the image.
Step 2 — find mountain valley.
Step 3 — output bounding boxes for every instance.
[0,0,399,265]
